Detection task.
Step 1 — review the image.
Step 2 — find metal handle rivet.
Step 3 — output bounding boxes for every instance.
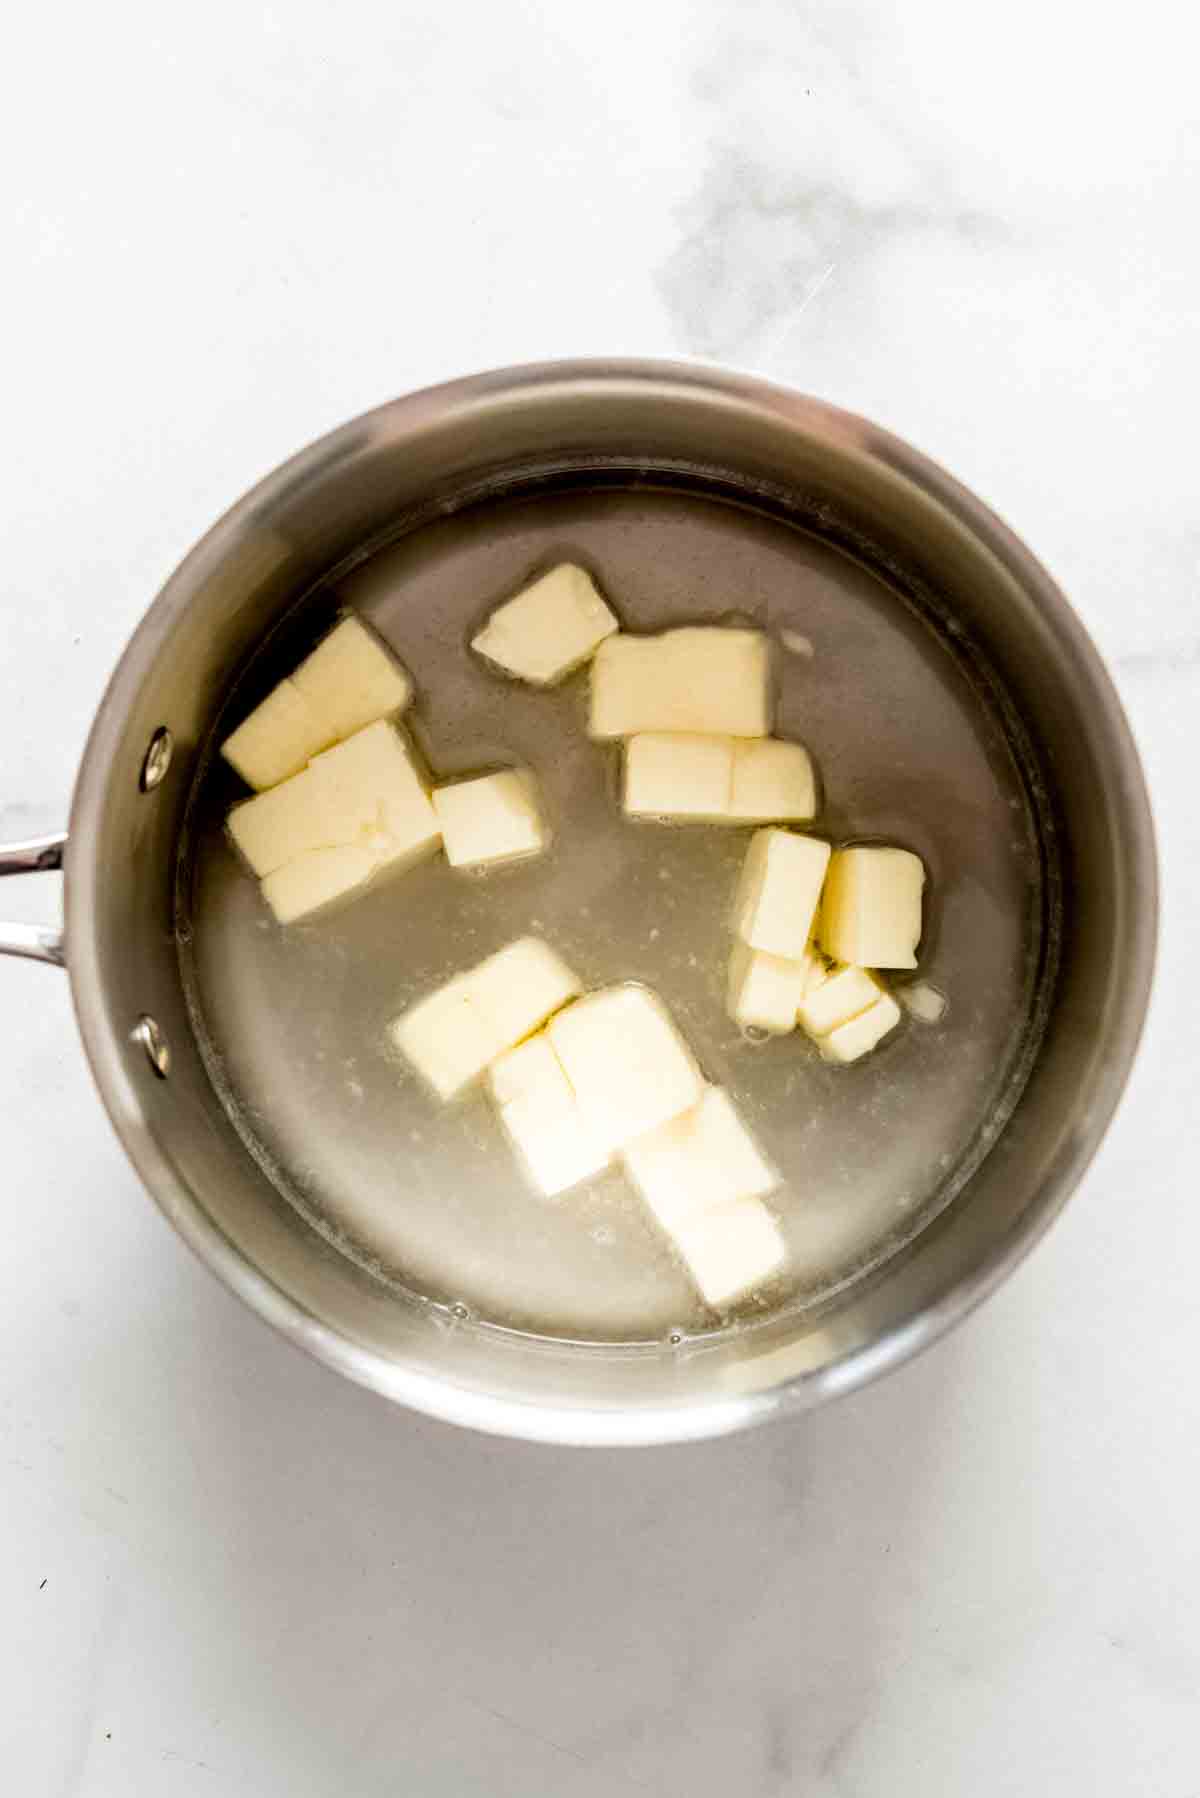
[140,728,174,793]
[134,1015,170,1078]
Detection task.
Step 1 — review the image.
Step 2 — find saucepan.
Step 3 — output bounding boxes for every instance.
[0,360,1156,1444]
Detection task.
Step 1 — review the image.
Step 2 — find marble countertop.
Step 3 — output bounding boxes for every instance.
[3,3,1196,1792]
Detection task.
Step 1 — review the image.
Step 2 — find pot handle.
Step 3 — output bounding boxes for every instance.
[0,832,67,967]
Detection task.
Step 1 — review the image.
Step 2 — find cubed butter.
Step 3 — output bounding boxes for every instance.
[672,1200,787,1308]
[221,678,329,791]
[590,628,770,739]
[469,938,582,1053]
[622,1087,784,1307]
[548,984,703,1150]
[229,721,437,881]
[390,973,500,1101]
[392,939,582,1101]
[488,1031,574,1110]
[622,1087,778,1230]
[487,1028,610,1195]
[796,965,885,1039]
[432,770,547,869]
[260,845,379,925]
[728,738,816,822]
[229,720,440,921]
[623,733,818,824]
[227,766,339,877]
[308,721,440,874]
[497,1088,612,1197]
[292,617,413,744]
[821,993,902,1063]
[727,941,823,1034]
[623,733,733,820]
[734,828,831,960]
[819,846,925,969]
[219,617,412,792]
[471,563,619,685]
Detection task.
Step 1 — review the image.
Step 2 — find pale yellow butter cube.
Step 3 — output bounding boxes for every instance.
[623,733,734,820]
[498,1089,612,1196]
[221,678,329,791]
[219,617,411,793]
[308,721,440,874]
[734,828,831,960]
[548,984,703,1150]
[727,941,822,1034]
[488,1029,610,1195]
[471,563,618,685]
[468,938,582,1056]
[797,965,885,1039]
[260,845,378,924]
[589,628,770,739]
[821,993,903,1063]
[393,940,581,1102]
[227,766,339,877]
[432,770,547,869]
[622,1087,778,1233]
[819,846,925,969]
[390,974,500,1101]
[728,739,816,822]
[488,1031,573,1109]
[673,1200,787,1307]
[230,720,439,919]
[292,617,412,743]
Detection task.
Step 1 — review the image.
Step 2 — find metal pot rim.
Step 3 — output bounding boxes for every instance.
[58,358,1158,1443]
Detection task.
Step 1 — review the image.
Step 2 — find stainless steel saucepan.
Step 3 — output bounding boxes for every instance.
[0,360,1156,1444]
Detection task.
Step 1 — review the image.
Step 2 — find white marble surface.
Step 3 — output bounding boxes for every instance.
[2,3,1196,1791]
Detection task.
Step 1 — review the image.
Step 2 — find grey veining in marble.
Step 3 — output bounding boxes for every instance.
[661,24,1014,361]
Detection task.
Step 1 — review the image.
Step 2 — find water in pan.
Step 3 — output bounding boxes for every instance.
[182,480,1048,1344]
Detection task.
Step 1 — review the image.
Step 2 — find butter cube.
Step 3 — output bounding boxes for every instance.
[727,941,823,1034]
[821,993,903,1063]
[590,628,770,739]
[390,974,499,1101]
[488,1031,573,1109]
[219,617,412,792]
[228,721,437,883]
[221,678,329,791]
[734,828,831,960]
[432,770,547,869]
[729,739,816,822]
[469,938,582,1053]
[487,1030,610,1195]
[548,985,703,1150]
[623,732,818,825]
[229,720,440,921]
[622,1087,784,1307]
[261,845,379,924]
[819,846,925,969]
[392,939,582,1101]
[797,965,885,1039]
[227,766,339,877]
[500,1093,613,1196]
[471,563,619,685]
[308,721,440,874]
[673,1200,787,1308]
[623,733,733,820]
[292,617,413,744]
[622,1088,778,1228]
